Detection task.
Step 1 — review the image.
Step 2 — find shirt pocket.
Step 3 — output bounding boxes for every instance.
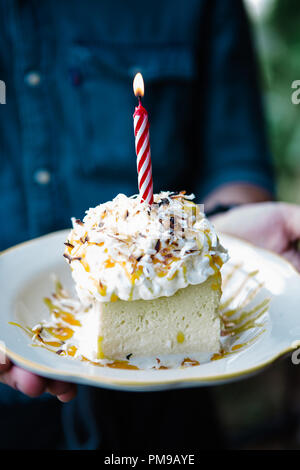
[67,42,197,180]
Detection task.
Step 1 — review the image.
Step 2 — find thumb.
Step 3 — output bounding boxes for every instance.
[282,203,300,241]
[283,248,300,273]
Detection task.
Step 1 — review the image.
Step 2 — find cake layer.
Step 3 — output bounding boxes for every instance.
[96,274,221,360]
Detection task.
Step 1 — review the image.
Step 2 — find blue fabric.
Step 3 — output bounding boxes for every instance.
[0,0,274,449]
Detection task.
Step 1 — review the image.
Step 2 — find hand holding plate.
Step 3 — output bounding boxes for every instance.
[0,356,77,402]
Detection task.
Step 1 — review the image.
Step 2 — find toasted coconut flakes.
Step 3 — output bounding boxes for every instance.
[155,240,161,252]
[64,241,74,249]
[63,253,72,263]
[158,198,170,207]
[64,191,228,301]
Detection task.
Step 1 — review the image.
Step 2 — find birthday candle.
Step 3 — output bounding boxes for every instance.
[133,73,153,205]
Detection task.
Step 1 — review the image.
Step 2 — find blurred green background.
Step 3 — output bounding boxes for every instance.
[246,0,300,203]
[214,0,300,450]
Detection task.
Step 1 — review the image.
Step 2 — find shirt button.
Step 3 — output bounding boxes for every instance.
[25,71,41,87]
[34,169,51,185]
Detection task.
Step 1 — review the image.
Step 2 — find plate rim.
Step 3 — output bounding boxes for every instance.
[1,229,300,389]
[1,341,299,388]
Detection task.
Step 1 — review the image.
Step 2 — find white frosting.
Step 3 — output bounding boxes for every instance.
[64,191,228,303]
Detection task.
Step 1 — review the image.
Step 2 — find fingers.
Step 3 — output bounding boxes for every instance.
[280,203,300,271]
[47,380,77,402]
[0,364,47,397]
[283,249,300,273]
[0,357,76,402]
[0,356,12,374]
[281,203,300,242]
[57,387,77,403]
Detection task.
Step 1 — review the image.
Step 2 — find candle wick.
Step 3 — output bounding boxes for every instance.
[138,96,142,106]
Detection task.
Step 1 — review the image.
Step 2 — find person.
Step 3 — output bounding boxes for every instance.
[1,0,299,450]
[212,201,300,272]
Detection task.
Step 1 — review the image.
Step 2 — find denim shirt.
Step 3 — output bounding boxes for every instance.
[0,0,273,449]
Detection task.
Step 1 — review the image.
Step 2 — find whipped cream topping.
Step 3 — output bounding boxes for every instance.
[64,191,228,303]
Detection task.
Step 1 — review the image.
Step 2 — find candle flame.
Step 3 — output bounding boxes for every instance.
[133,73,144,98]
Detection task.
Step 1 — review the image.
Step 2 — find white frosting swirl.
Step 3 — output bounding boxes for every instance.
[64,191,228,303]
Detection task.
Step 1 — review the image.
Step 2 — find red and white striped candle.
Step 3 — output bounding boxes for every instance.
[133,73,153,205]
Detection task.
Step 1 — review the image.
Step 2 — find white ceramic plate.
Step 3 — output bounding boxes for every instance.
[1,230,300,392]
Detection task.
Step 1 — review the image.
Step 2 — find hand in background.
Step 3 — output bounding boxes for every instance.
[211,202,300,272]
[0,356,76,402]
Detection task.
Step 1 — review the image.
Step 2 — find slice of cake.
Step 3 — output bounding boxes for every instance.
[64,191,228,362]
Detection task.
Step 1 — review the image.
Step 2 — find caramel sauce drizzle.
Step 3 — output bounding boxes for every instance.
[211,264,270,361]
[221,298,270,336]
[10,262,270,370]
[211,329,266,361]
[220,269,259,311]
[221,262,242,290]
[43,298,81,326]
[106,360,139,370]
